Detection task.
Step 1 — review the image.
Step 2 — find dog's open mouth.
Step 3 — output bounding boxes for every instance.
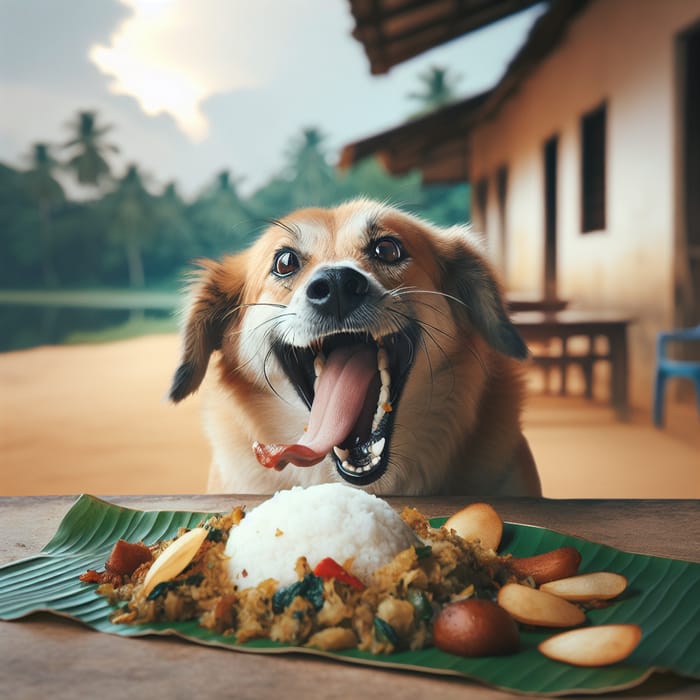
[253,329,417,485]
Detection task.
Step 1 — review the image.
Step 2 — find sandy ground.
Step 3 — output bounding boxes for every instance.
[1,334,698,498]
[1,335,210,496]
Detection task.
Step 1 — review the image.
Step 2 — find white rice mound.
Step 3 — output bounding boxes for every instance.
[225,483,420,589]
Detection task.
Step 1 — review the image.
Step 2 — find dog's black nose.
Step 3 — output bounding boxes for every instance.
[306,266,370,320]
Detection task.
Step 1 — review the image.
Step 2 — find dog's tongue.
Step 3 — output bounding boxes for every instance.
[253,344,377,470]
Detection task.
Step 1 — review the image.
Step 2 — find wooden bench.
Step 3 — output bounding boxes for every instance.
[510,310,632,419]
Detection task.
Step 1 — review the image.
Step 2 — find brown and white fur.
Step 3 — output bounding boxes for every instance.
[170,199,541,496]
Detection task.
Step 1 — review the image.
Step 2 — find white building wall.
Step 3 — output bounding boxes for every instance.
[469,0,700,407]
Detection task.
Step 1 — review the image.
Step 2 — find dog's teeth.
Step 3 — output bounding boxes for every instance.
[380,368,391,388]
[377,348,388,371]
[314,355,325,377]
[372,406,385,432]
[333,446,349,461]
[370,438,385,457]
[378,386,390,406]
[370,456,380,468]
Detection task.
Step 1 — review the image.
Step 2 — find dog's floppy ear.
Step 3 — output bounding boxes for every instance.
[169,258,245,402]
[439,232,527,360]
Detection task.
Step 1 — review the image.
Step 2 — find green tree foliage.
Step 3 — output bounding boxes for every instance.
[101,164,157,287]
[1,116,469,292]
[249,127,337,217]
[148,182,196,278]
[407,66,462,117]
[63,111,118,187]
[337,157,423,208]
[188,170,256,257]
[0,163,42,287]
[284,127,337,207]
[25,143,65,286]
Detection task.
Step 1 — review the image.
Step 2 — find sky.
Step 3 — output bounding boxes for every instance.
[0,0,546,198]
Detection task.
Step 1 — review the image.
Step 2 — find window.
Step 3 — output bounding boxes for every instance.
[496,165,508,220]
[496,165,508,271]
[544,136,558,300]
[581,102,607,232]
[474,177,488,227]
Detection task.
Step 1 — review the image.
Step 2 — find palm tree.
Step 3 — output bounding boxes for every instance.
[149,181,195,274]
[284,127,337,208]
[104,164,155,287]
[63,111,118,188]
[407,66,462,116]
[25,143,65,287]
[189,170,254,256]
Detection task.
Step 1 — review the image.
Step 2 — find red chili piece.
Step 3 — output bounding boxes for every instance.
[313,557,366,591]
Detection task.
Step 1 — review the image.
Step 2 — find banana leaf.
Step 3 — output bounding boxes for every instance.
[0,494,698,696]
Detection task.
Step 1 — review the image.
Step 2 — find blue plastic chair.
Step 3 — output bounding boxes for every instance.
[652,325,700,427]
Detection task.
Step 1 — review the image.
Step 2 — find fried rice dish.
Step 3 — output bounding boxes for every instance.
[80,488,519,654]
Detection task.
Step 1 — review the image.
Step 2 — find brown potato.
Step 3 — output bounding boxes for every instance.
[444,503,503,551]
[507,546,582,585]
[433,599,519,657]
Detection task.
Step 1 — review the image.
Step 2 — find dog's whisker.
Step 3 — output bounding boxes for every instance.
[227,312,296,339]
[393,303,486,375]
[221,301,289,322]
[262,217,303,239]
[385,306,459,408]
[388,288,455,325]
[388,307,455,345]
[394,294,442,310]
[421,329,457,402]
[464,342,488,375]
[409,315,455,342]
[260,326,301,406]
[391,288,470,311]
[262,349,288,403]
[226,318,291,376]
[239,302,289,310]
[398,297,451,319]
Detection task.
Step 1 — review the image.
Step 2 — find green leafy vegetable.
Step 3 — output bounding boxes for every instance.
[147,573,204,601]
[374,616,399,645]
[272,573,324,614]
[406,589,432,622]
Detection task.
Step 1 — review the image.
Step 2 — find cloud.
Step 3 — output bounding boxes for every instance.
[89,0,268,141]
[1,0,545,197]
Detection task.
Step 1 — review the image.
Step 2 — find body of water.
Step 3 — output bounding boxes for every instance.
[0,290,180,352]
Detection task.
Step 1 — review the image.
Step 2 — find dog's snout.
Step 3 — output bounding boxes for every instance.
[306,266,370,320]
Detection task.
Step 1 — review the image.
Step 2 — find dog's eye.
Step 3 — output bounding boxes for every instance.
[272,249,300,277]
[372,237,405,264]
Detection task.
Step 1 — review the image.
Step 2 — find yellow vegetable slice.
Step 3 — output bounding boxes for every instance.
[142,527,208,596]
[540,572,628,601]
[538,624,642,666]
[444,503,503,551]
[497,583,586,627]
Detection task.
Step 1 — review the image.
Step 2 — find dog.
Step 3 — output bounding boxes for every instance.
[170,199,541,496]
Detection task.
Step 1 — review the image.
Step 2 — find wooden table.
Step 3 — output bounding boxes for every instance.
[1,495,698,699]
[507,293,569,313]
[512,311,632,418]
